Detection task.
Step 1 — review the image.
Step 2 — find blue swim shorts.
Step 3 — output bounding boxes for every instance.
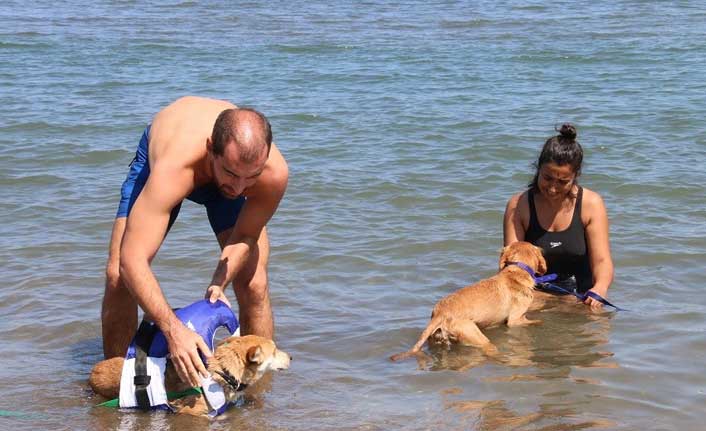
[116,125,245,234]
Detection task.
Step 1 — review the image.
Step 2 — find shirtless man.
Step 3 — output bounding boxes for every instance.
[101,96,288,387]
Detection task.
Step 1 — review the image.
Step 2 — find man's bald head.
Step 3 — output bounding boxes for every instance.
[210,108,272,163]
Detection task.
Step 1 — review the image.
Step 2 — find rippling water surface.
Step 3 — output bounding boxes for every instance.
[1,1,705,430]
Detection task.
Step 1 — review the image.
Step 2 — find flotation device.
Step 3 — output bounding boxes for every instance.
[117,299,239,415]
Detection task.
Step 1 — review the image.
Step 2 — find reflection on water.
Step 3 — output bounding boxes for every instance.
[85,357,277,431]
[420,301,616,373]
[444,398,617,431]
[417,303,619,430]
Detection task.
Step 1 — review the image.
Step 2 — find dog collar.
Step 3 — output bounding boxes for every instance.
[507,261,557,284]
[214,370,249,392]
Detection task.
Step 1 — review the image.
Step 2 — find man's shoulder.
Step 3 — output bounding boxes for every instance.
[262,145,289,192]
[242,145,288,203]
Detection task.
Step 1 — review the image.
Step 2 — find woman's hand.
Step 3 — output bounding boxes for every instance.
[584,286,608,311]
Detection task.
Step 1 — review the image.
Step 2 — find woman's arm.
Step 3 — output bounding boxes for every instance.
[583,189,615,310]
[503,192,527,246]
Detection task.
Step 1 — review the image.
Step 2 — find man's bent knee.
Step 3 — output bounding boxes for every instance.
[233,266,273,338]
[102,260,135,320]
[236,269,269,304]
[102,262,137,358]
[104,264,122,292]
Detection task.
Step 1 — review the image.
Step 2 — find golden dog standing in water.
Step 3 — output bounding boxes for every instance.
[390,241,547,361]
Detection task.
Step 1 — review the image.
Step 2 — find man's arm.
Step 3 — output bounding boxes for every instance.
[119,166,211,386]
[206,159,288,299]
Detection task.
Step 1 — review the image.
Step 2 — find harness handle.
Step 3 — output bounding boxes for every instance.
[539,282,627,311]
[507,262,626,311]
[133,320,158,410]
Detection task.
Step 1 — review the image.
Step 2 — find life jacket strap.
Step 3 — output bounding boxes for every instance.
[133,319,158,410]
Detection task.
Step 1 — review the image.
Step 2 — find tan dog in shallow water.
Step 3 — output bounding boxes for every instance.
[390,241,547,361]
[89,335,290,417]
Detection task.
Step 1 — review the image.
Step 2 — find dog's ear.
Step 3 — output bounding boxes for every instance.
[535,246,547,275]
[498,245,510,271]
[246,345,265,365]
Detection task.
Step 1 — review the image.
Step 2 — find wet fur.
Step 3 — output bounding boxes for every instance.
[390,242,547,361]
[89,335,290,416]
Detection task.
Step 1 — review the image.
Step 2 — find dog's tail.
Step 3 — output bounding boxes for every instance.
[390,315,444,362]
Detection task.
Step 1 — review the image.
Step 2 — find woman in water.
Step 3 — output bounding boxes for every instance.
[503,124,614,310]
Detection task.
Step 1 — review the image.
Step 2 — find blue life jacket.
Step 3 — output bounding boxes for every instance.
[119,300,239,414]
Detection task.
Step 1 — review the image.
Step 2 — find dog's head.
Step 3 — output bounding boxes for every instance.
[498,241,547,275]
[209,335,291,400]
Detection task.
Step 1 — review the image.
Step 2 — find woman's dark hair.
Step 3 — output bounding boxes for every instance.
[529,123,583,191]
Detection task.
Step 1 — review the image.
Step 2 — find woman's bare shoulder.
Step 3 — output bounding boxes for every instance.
[582,187,605,205]
[505,190,531,223]
[507,190,529,208]
[581,187,608,218]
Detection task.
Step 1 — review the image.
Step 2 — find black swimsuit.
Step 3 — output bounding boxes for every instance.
[525,187,593,293]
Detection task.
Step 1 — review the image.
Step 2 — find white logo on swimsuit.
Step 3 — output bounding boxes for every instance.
[550,242,562,248]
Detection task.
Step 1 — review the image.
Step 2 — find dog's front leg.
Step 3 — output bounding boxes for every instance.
[507,297,542,326]
[506,312,541,327]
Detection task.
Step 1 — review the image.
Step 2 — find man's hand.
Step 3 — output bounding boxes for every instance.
[205,284,232,308]
[164,321,213,387]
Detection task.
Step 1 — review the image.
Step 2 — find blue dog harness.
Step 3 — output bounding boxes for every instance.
[118,300,240,415]
[507,262,625,311]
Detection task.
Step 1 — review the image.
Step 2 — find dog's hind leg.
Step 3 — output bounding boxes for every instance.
[89,357,124,399]
[390,315,444,362]
[447,319,498,356]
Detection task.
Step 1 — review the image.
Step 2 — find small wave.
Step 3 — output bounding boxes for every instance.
[0,31,49,37]
[0,41,54,49]
[0,173,67,186]
[439,19,493,29]
[0,121,74,133]
[170,0,198,7]
[447,119,492,130]
[512,5,548,12]
[271,43,354,54]
[275,112,329,123]
[73,149,132,165]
